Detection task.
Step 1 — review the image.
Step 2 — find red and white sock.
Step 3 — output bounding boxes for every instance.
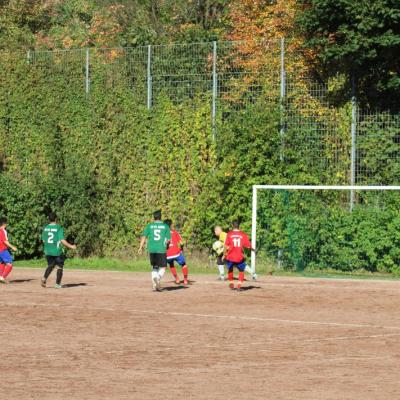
[3,263,13,278]
[0,264,5,276]
[228,270,234,288]
[170,266,179,280]
[237,271,245,288]
[182,265,188,281]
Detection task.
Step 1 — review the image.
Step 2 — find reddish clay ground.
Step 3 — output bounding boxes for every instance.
[1,268,400,399]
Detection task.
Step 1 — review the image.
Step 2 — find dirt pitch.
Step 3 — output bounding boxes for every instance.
[1,268,400,399]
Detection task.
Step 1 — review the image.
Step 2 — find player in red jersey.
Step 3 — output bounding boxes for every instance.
[164,219,189,285]
[0,217,17,284]
[224,220,255,291]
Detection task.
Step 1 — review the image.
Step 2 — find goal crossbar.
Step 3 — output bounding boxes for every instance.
[250,185,400,273]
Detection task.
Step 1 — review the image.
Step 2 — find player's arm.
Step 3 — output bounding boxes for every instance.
[61,239,77,250]
[222,236,231,261]
[4,239,17,252]
[138,236,146,255]
[243,236,256,253]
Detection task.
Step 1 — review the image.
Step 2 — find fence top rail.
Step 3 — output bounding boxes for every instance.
[253,185,400,191]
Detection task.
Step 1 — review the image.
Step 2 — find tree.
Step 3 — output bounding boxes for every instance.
[298,0,400,111]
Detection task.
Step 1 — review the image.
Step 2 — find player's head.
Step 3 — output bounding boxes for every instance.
[164,219,172,228]
[153,210,162,220]
[0,217,7,227]
[214,226,223,237]
[232,220,240,229]
[48,212,58,223]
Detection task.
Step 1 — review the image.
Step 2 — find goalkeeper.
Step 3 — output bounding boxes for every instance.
[213,226,257,281]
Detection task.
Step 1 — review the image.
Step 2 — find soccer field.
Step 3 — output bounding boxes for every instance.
[1,268,400,399]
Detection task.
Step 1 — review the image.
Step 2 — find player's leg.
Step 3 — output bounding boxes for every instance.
[54,256,65,288]
[176,253,188,284]
[157,253,167,285]
[0,257,5,282]
[226,261,235,289]
[168,258,180,284]
[42,256,56,287]
[244,264,257,280]
[216,256,225,281]
[149,253,161,291]
[0,251,14,283]
[236,261,246,291]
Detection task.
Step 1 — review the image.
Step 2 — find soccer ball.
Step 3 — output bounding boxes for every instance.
[212,240,224,256]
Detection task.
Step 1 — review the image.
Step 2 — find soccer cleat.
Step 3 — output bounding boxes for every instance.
[229,282,235,290]
[183,278,188,285]
[0,276,8,284]
[152,276,158,291]
[219,275,225,281]
[41,278,47,288]
[252,273,258,281]
[175,278,180,285]
[54,284,62,289]
[156,277,162,292]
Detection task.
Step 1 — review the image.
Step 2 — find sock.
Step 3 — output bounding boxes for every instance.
[182,265,188,280]
[44,265,54,280]
[245,265,252,274]
[158,267,166,280]
[56,268,63,285]
[151,270,159,281]
[3,263,13,278]
[238,271,245,288]
[0,264,4,276]
[228,269,234,282]
[170,266,178,279]
[217,264,225,277]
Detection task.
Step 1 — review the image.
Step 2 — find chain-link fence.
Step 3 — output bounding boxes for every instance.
[6,40,400,188]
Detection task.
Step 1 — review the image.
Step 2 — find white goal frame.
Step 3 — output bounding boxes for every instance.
[250,185,400,273]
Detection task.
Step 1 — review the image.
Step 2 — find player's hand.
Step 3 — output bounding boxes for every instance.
[11,246,17,252]
[71,244,77,250]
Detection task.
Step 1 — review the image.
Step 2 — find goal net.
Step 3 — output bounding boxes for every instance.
[251,185,400,274]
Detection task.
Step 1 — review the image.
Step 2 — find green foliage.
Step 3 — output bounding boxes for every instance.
[257,191,400,274]
[298,0,400,111]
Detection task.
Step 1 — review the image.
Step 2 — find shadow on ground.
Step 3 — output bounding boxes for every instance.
[238,285,261,291]
[162,285,189,291]
[9,279,36,284]
[62,283,88,288]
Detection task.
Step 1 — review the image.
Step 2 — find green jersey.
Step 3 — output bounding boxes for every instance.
[142,221,171,254]
[42,224,65,256]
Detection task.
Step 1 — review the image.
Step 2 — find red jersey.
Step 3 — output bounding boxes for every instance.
[167,230,183,258]
[225,230,251,263]
[0,228,9,252]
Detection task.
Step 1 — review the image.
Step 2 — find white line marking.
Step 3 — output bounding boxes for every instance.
[5,301,400,331]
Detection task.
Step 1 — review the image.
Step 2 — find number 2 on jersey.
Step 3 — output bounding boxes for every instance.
[48,232,54,244]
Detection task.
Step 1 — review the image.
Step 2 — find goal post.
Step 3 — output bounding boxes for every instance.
[251,185,400,274]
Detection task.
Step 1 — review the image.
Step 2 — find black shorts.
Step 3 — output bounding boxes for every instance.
[217,255,225,265]
[46,255,65,269]
[149,253,167,269]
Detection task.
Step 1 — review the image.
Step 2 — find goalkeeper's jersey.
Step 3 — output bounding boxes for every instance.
[219,231,227,244]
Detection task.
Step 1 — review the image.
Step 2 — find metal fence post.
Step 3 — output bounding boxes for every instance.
[85,48,90,95]
[280,37,286,162]
[212,41,217,141]
[147,45,152,109]
[350,74,357,210]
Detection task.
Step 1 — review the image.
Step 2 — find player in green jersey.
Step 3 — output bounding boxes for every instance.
[138,210,171,291]
[41,212,77,289]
